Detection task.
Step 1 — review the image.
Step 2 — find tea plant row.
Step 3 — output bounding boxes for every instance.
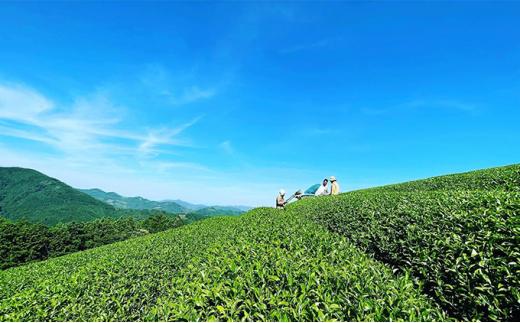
[293,164,519,320]
[0,209,444,321]
[372,163,519,192]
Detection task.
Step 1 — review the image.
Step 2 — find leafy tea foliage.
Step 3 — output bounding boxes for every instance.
[295,164,520,320]
[0,210,444,321]
[372,164,519,192]
[1,164,517,321]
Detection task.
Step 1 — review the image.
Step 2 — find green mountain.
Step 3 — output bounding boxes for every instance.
[81,188,249,218]
[0,167,118,226]
[190,206,244,217]
[170,199,252,212]
[185,206,244,223]
[0,166,244,227]
[80,188,187,213]
[2,164,518,321]
[168,199,206,210]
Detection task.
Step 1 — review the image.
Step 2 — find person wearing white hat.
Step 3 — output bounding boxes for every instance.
[329,176,340,195]
[276,189,286,209]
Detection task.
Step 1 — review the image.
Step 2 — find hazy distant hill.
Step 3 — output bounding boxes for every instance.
[219,204,253,212]
[80,189,187,213]
[167,199,206,211]
[192,206,245,216]
[81,188,252,217]
[184,206,245,223]
[170,199,252,212]
[0,167,118,226]
[0,167,249,227]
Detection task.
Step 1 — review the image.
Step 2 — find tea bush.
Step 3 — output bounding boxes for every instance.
[146,208,445,321]
[293,164,519,321]
[0,209,445,321]
[1,164,517,321]
[0,217,238,321]
[372,163,519,192]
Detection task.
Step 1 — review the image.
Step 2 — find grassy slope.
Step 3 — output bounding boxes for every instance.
[373,163,520,192]
[296,163,520,320]
[0,168,117,226]
[0,211,444,321]
[1,164,517,321]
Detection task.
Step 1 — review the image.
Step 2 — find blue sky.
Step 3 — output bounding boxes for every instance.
[0,2,519,206]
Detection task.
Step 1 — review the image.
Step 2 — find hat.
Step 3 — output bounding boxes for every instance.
[330,176,336,182]
[279,189,286,195]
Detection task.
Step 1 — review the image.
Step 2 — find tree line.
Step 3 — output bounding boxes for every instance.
[0,212,183,270]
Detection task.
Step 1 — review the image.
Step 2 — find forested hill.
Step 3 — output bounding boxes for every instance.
[80,188,186,213]
[0,167,117,226]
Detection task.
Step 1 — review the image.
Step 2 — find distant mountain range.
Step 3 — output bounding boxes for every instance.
[79,189,187,213]
[166,199,207,211]
[0,167,118,226]
[0,167,251,226]
[167,199,252,212]
[80,188,252,216]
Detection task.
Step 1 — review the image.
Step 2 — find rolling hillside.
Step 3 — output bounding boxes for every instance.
[0,167,245,227]
[0,211,445,322]
[0,168,118,226]
[79,189,187,213]
[81,188,249,219]
[167,199,207,211]
[184,206,245,223]
[1,164,518,321]
[171,199,252,212]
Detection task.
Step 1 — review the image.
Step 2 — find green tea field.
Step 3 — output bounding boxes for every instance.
[1,164,518,321]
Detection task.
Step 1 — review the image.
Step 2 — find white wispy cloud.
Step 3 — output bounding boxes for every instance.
[0,83,53,122]
[165,86,217,106]
[150,161,211,173]
[0,82,200,161]
[140,65,217,106]
[138,117,202,156]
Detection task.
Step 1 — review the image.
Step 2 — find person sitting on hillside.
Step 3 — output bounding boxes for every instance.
[330,176,340,195]
[315,178,329,196]
[276,189,287,209]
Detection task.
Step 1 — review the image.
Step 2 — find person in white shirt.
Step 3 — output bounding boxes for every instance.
[315,178,329,196]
